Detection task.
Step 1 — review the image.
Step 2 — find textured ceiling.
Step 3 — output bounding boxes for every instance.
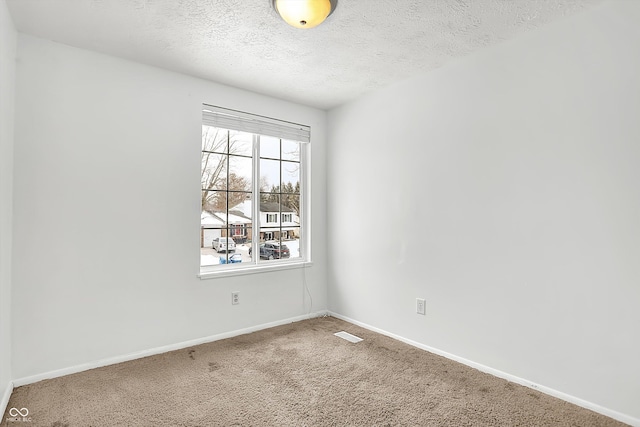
[7,0,603,110]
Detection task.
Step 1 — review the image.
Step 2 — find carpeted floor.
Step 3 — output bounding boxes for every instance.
[3,316,627,426]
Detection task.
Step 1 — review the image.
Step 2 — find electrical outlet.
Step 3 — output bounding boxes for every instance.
[416,298,426,315]
[232,292,240,305]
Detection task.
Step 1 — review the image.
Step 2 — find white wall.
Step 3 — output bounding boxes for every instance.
[12,35,327,379]
[0,0,16,401]
[328,0,640,421]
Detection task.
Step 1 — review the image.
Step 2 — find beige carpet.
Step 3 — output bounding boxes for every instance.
[3,316,627,426]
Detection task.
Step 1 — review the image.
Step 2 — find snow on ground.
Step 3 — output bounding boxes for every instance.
[284,239,300,257]
[200,239,300,267]
[201,254,218,265]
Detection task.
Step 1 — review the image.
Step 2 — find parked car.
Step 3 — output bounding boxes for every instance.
[249,241,291,260]
[212,237,236,253]
[219,253,242,264]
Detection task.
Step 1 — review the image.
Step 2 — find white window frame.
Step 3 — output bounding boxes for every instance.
[199,105,312,279]
[266,213,278,223]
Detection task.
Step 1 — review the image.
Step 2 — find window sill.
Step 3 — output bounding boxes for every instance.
[198,260,313,280]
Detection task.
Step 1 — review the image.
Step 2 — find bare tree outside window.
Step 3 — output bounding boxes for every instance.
[201,127,252,214]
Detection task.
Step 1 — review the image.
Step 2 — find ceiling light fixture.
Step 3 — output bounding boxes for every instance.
[272,0,338,29]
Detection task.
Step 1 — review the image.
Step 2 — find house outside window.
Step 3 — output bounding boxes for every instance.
[200,105,309,275]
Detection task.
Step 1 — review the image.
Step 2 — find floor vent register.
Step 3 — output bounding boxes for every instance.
[334,331,363,343]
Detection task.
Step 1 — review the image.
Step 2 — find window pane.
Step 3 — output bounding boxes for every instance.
[202,153,227,191]
[229,130,252,157]
[260,192,280,209]
[226,213,252,264]
[256,232,295,262]
[228,195,253,219]
[281,139,299,162]
[202,190,224,215]
[260,158,280,192]
[259,193,279,226]
[202,126,228,153]
[284,227,301,259]
[281,194,300,218]
[282,161,299,193]
[201,229,251,266]
[203,190,251,214]
[228,155,252,191]
[200,227,224,267]
[228,191,253,212]
[260,135,280,159]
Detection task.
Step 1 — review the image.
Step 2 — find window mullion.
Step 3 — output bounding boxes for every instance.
[300,142,308,260]
[226,131,230,242]
[279,139,283,245]
[252,134,261,264]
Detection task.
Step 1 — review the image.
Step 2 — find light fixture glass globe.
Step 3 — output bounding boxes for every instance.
[275,0,333,29]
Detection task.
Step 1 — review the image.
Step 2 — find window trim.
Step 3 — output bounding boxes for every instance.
[198,259,314,280]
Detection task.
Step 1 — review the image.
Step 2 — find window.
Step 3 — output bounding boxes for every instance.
[200,105,309,275]
[231,224,245,238]
[266,213,278,223]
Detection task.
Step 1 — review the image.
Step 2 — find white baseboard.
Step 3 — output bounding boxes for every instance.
[1,380,13,420]
[13,310,327,388]
[329,312,640,427]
